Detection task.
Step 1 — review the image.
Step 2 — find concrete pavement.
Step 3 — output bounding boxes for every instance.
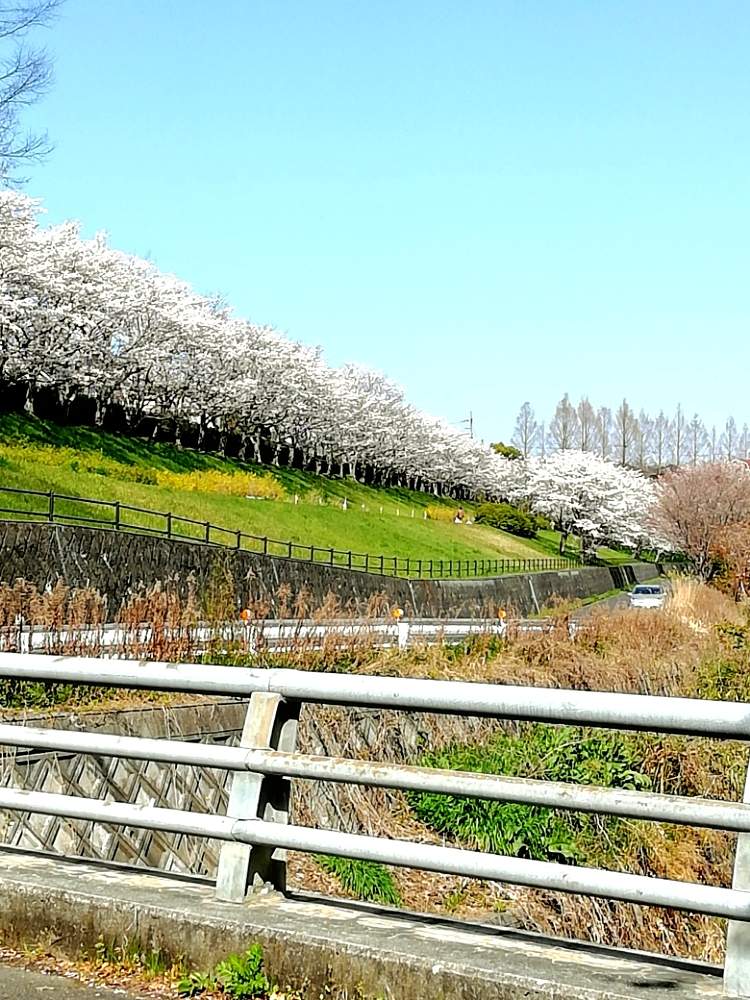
[0,964,143,998]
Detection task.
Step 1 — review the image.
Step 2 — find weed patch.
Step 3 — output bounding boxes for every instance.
[409,726,651,864]
[314,855,401,907]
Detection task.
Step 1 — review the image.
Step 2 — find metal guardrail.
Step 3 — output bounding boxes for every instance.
[0,484,582,579]
[0,652,748,992]
[1,616,566,655]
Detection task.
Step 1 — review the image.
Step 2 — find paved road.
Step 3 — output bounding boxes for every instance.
[0,964,145,999]
[571,578,670,620]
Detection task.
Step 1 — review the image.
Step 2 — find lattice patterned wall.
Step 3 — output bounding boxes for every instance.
[0,699,247,877]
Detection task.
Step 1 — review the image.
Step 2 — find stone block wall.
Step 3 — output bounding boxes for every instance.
[0,521,660,618]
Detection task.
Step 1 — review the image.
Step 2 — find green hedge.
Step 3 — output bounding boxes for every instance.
[475,502,537,538]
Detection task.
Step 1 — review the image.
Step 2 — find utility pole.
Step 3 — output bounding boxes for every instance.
[459,411,474,439]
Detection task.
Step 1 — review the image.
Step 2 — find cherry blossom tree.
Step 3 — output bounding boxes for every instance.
[524,451,657,558]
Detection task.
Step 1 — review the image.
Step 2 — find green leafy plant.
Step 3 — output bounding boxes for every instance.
[177,944,270,998]
[177,969,217,997]
[409,726,651,865]
[215,944,270,998]
[315,855,401,906]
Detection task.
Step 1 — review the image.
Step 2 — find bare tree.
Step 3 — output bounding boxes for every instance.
[577,396,597,452]
[741,423,750,460]
[721,416,738,461]
[655,463,750,579]
[0,1,61,181]
[710,425,718,462]
[650,411,668,472]
[511,401,539,458]
[597,406,611,459]
[688,413,706,466]
[547,393,579,451]
[671,404,686,467]
[635,409,652,470]
[711,521,750,600]
[613,398,637,465]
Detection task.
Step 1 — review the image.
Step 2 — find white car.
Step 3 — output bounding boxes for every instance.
[629,585,666,609]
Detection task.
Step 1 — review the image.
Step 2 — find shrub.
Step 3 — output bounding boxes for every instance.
[474,502,536,538]
[532,512,552,531]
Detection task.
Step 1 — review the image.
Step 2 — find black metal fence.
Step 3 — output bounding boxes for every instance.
[0,485,581,580]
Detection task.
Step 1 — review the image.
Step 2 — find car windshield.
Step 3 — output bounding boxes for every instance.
[633,586,661,595]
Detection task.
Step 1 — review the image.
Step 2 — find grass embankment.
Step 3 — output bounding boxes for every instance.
[0,412,628,567]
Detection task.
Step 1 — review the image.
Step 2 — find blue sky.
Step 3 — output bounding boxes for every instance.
[21,0,750,443]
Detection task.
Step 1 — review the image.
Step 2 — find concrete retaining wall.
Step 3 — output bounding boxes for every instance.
[0,521,660,618]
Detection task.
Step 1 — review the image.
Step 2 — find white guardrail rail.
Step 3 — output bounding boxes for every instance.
[0,616,580,655]
[0,653,747,992]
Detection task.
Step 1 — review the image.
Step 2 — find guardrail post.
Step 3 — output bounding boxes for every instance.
[215,691,300,902]
[724,758,750,995]
[397,619,409,649]
[47,491,54,523]
[16,616,30,654]
[114,501,121,531]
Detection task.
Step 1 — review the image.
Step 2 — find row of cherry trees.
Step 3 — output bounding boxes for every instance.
[512,396,749,469]
[0,191,663,553]
[0,191,506,495]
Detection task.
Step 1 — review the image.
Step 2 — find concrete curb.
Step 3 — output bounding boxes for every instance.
[0,849,724,1000]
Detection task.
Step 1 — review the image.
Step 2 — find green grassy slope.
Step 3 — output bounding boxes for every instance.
[0,413,622,567]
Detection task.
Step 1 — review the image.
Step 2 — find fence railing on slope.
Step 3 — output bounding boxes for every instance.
[0,652,748,994]
[0,484,580,579]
